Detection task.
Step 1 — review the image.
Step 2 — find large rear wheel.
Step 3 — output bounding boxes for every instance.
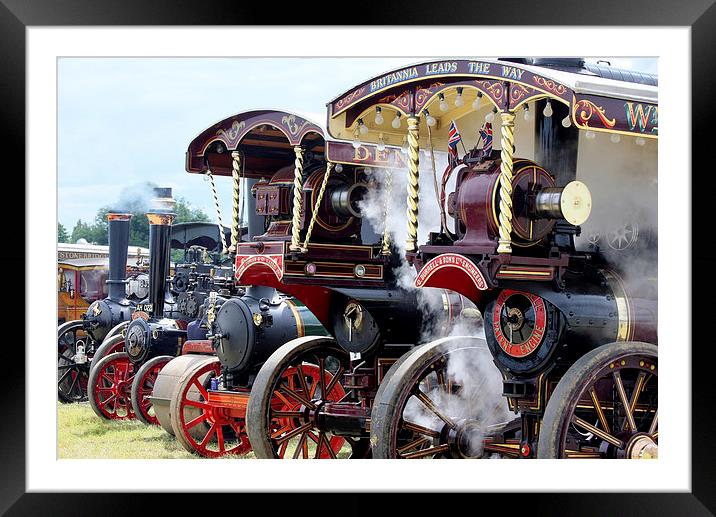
[246,336,362,459]
[371,336,511,459]
[537,341,658,459]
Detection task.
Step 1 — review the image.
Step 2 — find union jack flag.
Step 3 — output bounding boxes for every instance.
[479,122,493,156]
[447,120,462,167]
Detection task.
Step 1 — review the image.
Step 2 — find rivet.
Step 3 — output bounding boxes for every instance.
[621,360,625,366]
[650,365,655,370]
[610,363,614,369]
[639,361,644,367]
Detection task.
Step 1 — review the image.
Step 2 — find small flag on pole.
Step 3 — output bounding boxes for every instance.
[479,122,493,157]
[447,120,462,167]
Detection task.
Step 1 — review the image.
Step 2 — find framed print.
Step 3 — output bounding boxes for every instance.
[1,0,711,514]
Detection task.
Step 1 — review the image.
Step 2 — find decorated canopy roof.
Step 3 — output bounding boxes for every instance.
[326,58,658,151]
[186,110,325,177]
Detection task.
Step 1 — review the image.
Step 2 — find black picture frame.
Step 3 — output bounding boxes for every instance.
[2,0,709,514]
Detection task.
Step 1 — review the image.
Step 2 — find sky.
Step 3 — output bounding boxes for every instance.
[57,57,657,232]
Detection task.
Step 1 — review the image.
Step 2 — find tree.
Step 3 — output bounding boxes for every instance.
[57,223,69,243]
[69,191,210,248]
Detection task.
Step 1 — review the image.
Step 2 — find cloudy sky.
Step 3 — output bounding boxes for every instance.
[58,57,656,232]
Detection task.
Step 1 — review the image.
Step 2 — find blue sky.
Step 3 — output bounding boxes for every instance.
[58,57,656,232]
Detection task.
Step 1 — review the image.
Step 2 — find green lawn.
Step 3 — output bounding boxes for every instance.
[58,401,352,459]
[58,402,215,459]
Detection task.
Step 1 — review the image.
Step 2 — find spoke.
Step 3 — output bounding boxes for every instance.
[68,372,79,393]
[199,424,217,448]
[589,388,611,434]
[397,436,432,454]
[400,444,451,459]
[271,410,303,418]
[324,366,345,397]
[295,365,311,403]
[279,384,316,410]
[413,388,457,429]
[100,394,116,409]
[292,432,308,459]
[307,431,320,444]
[270,424,292,440]
[58,368,72,385]
[564,449,604,459]
[192,379,209,400]
[273,390,294,409]
[278,441,288,458]
[318,357,326,400]
[101,374,114,386]
[435,369,447,390]
[336,390,353,404]
[274,422,313,445]
[183,399,211,411]
[185,413,209,430]
[648,409,658,436]
[314,432,325,459]
[573,416,624,448]
[623,372,648,431]
[324,434,337,459]
[402,420,440,439]
[613,371,636,432]
[217,426,225,453]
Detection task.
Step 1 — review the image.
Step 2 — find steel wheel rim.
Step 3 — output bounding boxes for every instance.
[389,346,509,459]
[92,356,136,420]
[558,352,658,459]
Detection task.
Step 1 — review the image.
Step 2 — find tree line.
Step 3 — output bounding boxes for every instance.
[58,196,209,248]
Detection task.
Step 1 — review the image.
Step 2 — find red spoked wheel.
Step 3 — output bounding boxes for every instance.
[269,363,347,459]
[131,355,173,426]
[88,352,136,420]
[247,337,363,459]
[170,357,252,458]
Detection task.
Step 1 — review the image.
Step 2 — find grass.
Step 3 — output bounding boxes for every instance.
[58,401,354,459]
[57,402,209,459]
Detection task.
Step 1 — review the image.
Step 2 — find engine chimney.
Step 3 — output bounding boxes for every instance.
[146,187,176,318]
[106,212,133,302]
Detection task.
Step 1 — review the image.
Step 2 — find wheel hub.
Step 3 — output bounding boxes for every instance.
[444,419,485,458]
[626,434,658,459]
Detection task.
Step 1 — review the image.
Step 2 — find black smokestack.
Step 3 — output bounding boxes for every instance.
[146,187,176,318]
[106,212,132,301]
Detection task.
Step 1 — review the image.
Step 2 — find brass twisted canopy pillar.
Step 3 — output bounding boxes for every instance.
[497,111,516,254]
[302,162,334,252]
[289,146,305,252]
[206,169,228,255]
[405,116,420,253]
[381,168,393,256]
[230,151,241,253]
